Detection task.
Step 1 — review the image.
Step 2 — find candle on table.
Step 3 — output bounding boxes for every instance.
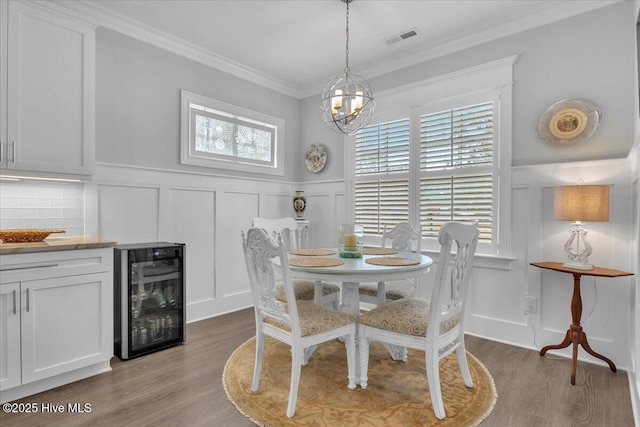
[343,234,357,249]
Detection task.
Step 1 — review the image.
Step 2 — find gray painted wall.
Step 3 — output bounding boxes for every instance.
[299,1,635,181]
[95,28,301,182]
[94,3,634,181]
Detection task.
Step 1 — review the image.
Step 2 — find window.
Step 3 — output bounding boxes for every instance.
[348,57,515,256]
[180,90,284,176]
[354,119,410,234]
[419,101,495,242]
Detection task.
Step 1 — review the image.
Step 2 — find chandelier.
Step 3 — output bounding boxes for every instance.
[321,0,375,135]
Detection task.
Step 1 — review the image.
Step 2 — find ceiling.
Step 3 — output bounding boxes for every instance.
[60,0,618,98]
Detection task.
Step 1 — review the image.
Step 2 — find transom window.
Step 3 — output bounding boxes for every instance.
[180,91,284,176]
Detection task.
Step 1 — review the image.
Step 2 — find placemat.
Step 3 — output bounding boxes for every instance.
[365,257,420,266]
[362,248,398,255]
[288,248,337,256]
[288,257,344,267]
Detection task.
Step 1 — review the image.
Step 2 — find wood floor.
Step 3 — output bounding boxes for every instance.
[0,307,634,427]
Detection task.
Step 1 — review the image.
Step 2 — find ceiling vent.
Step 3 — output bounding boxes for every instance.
[384,28,421,46]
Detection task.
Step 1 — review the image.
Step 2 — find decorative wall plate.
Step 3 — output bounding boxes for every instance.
[305,144,328,173]
[537,99,601,146]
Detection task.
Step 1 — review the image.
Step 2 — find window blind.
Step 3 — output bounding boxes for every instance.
[355,119,410,234]
[419,102,495,241]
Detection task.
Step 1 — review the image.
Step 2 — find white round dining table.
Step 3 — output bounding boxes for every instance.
[286,250,433,313]
[285,250,433,385]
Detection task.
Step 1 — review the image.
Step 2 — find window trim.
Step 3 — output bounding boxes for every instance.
[346,56,516,257]
[180,90,285,176]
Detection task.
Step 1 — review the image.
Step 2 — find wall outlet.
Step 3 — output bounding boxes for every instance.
[524,295,537,313]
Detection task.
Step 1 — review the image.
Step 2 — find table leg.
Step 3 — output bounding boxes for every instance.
[539,272,616,385]
[340,282,361,385]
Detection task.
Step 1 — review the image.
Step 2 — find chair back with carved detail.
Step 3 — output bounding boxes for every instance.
[241,227,299,332]
[252,217,308,250]
[358,221,422,305]
[382,221,421,253]
[251,217,339,308]
[427,221,479,349]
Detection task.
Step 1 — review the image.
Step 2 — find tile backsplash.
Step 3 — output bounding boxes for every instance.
[0,180,85,237]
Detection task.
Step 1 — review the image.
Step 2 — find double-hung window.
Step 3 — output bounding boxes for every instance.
[180,90,285,176]
[349,57,515,256]
[354,117,411,234]
[418,94,498,249]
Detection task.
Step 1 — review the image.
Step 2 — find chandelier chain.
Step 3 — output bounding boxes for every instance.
[344,0,350,74]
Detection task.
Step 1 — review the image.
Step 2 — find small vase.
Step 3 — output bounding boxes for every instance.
[293,191,306,218]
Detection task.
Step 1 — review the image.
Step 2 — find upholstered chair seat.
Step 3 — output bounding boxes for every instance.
[358,281,416,301]
[264,300,355,336]
[360,299,459,337]
[275,280,341,303]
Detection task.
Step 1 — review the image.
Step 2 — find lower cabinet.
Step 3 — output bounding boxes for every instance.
[0,248,113,403]
[0,283,21,391]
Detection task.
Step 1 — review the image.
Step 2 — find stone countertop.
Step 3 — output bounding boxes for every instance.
[0,237,116,255]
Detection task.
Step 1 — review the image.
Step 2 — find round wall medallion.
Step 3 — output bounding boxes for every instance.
[537,99,601,146]
[548,108,588,140]
[305,144,327,173]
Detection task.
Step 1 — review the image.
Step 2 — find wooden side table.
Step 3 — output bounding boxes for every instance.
[530,262,633,385]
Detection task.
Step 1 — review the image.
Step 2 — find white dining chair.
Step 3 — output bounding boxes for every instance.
[241,227,356,417]
[358,221,422,305]
[252,217,340,309]
[358,221,479,419]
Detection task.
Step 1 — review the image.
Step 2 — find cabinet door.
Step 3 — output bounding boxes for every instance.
[0,282,21,391]
[0,0,7,169]
[21,272,112,385]
[6,1,94,176]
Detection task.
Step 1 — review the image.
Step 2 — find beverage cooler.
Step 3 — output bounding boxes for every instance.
[114,242,185,360]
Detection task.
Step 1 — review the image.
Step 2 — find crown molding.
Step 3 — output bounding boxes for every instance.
[300,0,623,98]
[45,0,621,100]
[46,0,302,98]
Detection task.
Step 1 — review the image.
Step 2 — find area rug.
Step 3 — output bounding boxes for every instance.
[223,336,497,426]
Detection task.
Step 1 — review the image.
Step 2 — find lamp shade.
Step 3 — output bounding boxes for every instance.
[554,185,609,222]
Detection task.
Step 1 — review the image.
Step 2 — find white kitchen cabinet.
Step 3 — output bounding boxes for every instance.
[0,0,95,178]
[0,247,113,403]
[0,282,21,391]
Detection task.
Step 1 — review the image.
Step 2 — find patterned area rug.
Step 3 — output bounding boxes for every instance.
[223,336,497,426]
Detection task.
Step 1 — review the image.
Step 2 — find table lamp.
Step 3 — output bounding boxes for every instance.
[554,184,609,270]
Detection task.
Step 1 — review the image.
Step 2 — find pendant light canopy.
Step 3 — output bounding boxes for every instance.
[321,0,375,135]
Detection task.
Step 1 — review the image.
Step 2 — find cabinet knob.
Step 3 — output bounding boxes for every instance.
[25,288,30,312]
[12,290,17,315]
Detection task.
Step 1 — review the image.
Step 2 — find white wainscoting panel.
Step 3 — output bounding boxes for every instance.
[218,190,258,299]
[260,193,294,220]
[92,163,296,323]
[168,187,216,321]
[98,184,159,244]
[91,160,635,371]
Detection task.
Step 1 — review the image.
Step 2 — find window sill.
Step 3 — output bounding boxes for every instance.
[421,249,515,270]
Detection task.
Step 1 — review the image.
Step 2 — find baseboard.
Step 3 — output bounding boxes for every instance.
[629,372,640,427]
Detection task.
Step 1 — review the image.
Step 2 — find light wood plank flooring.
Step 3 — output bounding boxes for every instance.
[0,307,634,426]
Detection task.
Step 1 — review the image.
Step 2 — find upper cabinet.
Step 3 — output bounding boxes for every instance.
[0,1,95,179]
